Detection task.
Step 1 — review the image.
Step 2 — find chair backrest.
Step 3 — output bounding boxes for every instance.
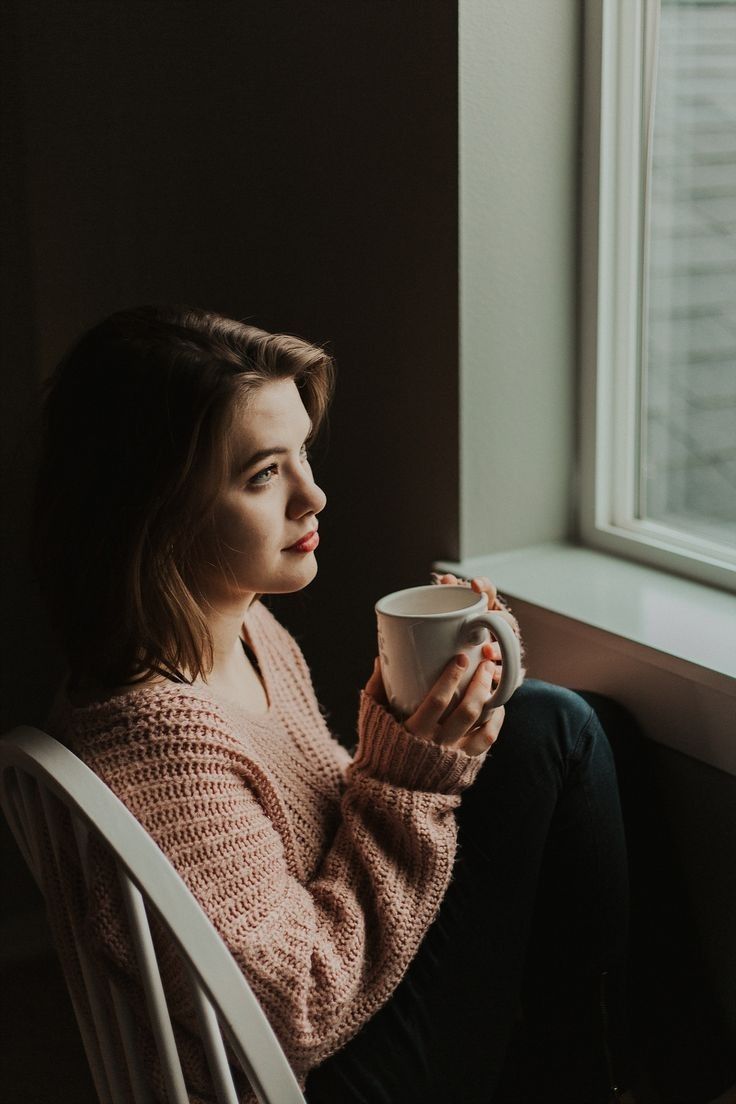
[0,725,307,1104]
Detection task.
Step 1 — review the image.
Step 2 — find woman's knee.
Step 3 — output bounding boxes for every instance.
[498,679,600,765]
[507,678,594,733]
[461,680,617,839]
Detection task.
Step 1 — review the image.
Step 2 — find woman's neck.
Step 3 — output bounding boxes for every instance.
[197,599,256,684]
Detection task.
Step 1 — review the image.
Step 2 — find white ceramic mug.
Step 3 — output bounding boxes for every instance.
[375,584,521,725]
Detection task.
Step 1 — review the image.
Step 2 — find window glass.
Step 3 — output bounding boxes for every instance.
[642,0,736,547]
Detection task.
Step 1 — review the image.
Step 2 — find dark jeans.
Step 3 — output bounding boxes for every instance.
[306,679,635,1104]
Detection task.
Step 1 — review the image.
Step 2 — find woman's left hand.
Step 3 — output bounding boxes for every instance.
[432,572,526,686]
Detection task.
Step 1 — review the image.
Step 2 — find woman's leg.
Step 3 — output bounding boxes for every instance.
[491,684,635,1103]
[306,679,632,1104]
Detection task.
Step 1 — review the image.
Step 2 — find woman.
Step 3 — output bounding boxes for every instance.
[31,304,638,1103]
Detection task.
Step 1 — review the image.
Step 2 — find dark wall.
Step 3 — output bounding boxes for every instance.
[1,0,459,743]
[0,6,458,1094]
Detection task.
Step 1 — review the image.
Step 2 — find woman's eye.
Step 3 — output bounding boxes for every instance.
[248,444,310,488]
[249,463,277,487]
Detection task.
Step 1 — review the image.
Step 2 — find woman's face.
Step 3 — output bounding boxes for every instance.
[200,377,327,607]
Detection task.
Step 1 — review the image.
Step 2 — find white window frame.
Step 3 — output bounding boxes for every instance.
[579,0,736,594]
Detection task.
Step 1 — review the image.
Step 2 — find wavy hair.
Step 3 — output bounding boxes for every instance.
[29,305,336,693]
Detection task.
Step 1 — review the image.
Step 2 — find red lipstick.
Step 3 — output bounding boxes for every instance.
[285,530,319,553]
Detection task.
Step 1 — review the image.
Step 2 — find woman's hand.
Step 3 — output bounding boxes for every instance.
[363,655,390,709]
[363,644,506,757]
[432,572,526,687]
[362,571,524,756]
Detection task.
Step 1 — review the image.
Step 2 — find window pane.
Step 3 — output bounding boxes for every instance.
[643,0,736,548]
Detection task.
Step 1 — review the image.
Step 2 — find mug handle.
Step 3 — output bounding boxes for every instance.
[460,612,521,724]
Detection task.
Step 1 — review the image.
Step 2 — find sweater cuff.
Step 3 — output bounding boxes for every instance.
[352,690,487,795]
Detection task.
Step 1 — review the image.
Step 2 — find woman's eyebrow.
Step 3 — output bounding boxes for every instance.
[236,419,313,475]
[237,445,289,475]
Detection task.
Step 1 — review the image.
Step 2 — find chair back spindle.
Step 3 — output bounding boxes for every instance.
[0,726,307,1104]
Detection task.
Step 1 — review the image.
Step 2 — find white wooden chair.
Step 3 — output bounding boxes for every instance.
[0,725,307,1104]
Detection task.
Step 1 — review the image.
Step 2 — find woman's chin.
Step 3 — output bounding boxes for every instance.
[275,557,320,593]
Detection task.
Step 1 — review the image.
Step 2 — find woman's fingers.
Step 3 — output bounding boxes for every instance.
[470,578,523,641]
[402,647,506,756]
[404,653,471,738]
[470,575,498,609]
[434,573,517,634]
[471,583,521,641]
[435,659,496,747]
[462,705,505,756]
[483,629,525,691]
[432,573,519,662]
[482,639,503,664]
[494,608,522,638]
[433,572,467,587]
[363,656,388,707]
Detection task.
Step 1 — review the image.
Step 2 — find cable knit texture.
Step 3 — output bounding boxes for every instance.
[48,598,487,1101]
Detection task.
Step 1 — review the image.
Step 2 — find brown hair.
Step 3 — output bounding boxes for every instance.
[29,304,336,693]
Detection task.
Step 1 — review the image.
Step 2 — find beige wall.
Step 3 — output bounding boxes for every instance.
[459,0,580,557]
[458,0,736,1056]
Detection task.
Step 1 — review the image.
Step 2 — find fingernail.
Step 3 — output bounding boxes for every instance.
[456,653,469,669]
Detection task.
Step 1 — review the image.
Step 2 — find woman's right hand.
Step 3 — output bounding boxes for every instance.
[364,646,505,757]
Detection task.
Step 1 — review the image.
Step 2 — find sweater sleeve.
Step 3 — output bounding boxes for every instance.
[81,690,486,1079]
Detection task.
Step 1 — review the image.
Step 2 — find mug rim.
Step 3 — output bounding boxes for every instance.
[375,584,485,619]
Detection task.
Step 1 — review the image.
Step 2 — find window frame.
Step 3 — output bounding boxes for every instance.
[579,0,736,594]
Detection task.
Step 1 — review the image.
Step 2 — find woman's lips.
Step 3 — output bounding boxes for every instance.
[285,530,319,553]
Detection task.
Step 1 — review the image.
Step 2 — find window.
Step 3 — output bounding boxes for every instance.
[580,0,736,592]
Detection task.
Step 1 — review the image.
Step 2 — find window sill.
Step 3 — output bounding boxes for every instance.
[433,541,736,776]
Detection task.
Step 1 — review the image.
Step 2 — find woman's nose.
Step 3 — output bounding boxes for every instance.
[289,472,327,518]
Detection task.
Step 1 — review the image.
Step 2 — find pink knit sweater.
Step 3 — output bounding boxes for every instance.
[51,598,487,1098]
